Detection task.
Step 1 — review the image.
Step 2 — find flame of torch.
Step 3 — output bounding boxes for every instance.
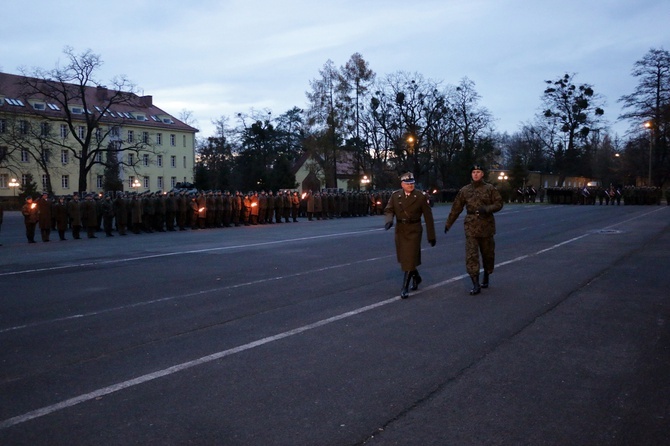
[251,202,257,207]
[301,193,307,199]
[31,203,37,209]
[198,207,205,212]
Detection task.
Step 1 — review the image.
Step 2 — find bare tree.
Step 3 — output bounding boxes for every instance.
[619,48,670,186]
[541,73,605,184]
[17,47,154,192]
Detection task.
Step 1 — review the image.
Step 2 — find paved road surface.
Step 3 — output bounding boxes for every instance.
[1,203,668,445]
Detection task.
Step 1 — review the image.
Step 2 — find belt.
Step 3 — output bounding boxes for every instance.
[397,218,421,224]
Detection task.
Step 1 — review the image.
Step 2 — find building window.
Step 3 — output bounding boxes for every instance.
[157,154,163,167]
[183,135,186,147]
[142,154,150,166]
[95,151,103,163]
[156,133,162,145]
[143,131,149,143]
[60,124,68,139]
[96,175,103,189]
[171,176,177,188]
[171,155,176,168]
[21,149,29,162]
[0,173,7,188]
[40,122,50,137]
[95,128,103,142]
[62,175,69,189]
[128,176,136,189]
[183,156,187,169]
[111,126,120,138]
[127,130,134,143]
[0,119,6,133]
[19,120,29,135]
[61,150,69,164]
[42,175,48,190]
[77,126,86,139]
[128,153,134,165]
[170,134,176,146]
[157,176,163,190]
[143,176,150,188]
[22,174,29,186]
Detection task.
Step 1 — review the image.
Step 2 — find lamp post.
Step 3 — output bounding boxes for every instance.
[9,178,19,197]
[360,174,371,190]
[132,178,141,190]
[644,121,653,186]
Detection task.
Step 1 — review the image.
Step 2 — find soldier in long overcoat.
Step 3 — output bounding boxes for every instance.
[384,172,436,299]
[81,193,98,238]
[53,196,69,240]
[36,192,52,242]
[444,164,503,295]
[68,193,82,239]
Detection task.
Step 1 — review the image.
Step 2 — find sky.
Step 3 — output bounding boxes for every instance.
[2,0,669,140]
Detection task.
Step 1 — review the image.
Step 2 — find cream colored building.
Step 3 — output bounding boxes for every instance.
[0,72,197,198]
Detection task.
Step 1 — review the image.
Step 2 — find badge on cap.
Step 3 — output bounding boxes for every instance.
[400,172,415,184]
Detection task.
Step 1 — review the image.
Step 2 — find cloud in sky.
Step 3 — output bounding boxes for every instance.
[2,0,668,138]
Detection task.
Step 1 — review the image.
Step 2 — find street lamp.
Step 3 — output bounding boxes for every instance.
[360,175,371,188]
[8,178,19,197]
[132,178,141,189]
[644,121,653,186]
[497,172,508,182]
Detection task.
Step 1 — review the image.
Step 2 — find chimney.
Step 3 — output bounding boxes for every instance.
[96,86,108,100]
[140,95,153,107]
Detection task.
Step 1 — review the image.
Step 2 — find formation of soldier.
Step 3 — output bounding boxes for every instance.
[544,185,664,205]
[17,188,402,243]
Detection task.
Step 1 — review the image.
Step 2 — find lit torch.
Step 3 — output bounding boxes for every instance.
[31,203,37,209]
[301,193,307,199]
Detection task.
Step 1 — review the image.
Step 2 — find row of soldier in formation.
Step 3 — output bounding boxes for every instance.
[544,185,666,205]
[19,189,403,243]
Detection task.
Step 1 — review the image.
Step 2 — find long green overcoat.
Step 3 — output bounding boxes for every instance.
[384,189,436,271]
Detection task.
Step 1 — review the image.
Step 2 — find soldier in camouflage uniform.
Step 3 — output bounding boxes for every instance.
[384,172,436,299]
[444,164,503,295]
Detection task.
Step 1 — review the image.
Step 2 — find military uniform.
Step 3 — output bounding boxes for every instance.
[21,197,40,243]
[384,172,436,298]
[445,164,503,294]
[36,193,52,242]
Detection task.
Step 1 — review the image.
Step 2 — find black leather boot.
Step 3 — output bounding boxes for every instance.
[401,272,411,299]
[470,274,481,295]
[410,270,422,291]
[481,271,489,289]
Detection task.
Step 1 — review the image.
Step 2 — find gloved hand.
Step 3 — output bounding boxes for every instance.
[477,206,487,215]
[444,226,449,233]
[384,221,393,230]
[429,239,436,247]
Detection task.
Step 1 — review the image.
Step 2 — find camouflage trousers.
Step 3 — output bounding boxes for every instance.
[465,236,495,277]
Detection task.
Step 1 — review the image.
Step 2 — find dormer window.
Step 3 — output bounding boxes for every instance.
[71,106,84,115]
[32,102,46,110]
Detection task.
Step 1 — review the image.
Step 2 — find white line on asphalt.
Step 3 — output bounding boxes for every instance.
[1,207,665,429]
[0,228,382,277]
[0,254,391,334]
[0,226,603,430]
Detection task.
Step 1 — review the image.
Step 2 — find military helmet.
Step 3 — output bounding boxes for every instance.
[471,163,485,173]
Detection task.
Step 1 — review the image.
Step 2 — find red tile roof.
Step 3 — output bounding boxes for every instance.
[0,71,197,133]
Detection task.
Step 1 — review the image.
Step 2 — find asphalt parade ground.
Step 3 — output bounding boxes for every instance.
[1,203,669,445]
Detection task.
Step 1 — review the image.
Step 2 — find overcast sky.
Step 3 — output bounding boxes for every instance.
[2,0,668,139]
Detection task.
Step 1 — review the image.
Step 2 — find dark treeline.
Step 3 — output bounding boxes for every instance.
[194,49,670,192]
